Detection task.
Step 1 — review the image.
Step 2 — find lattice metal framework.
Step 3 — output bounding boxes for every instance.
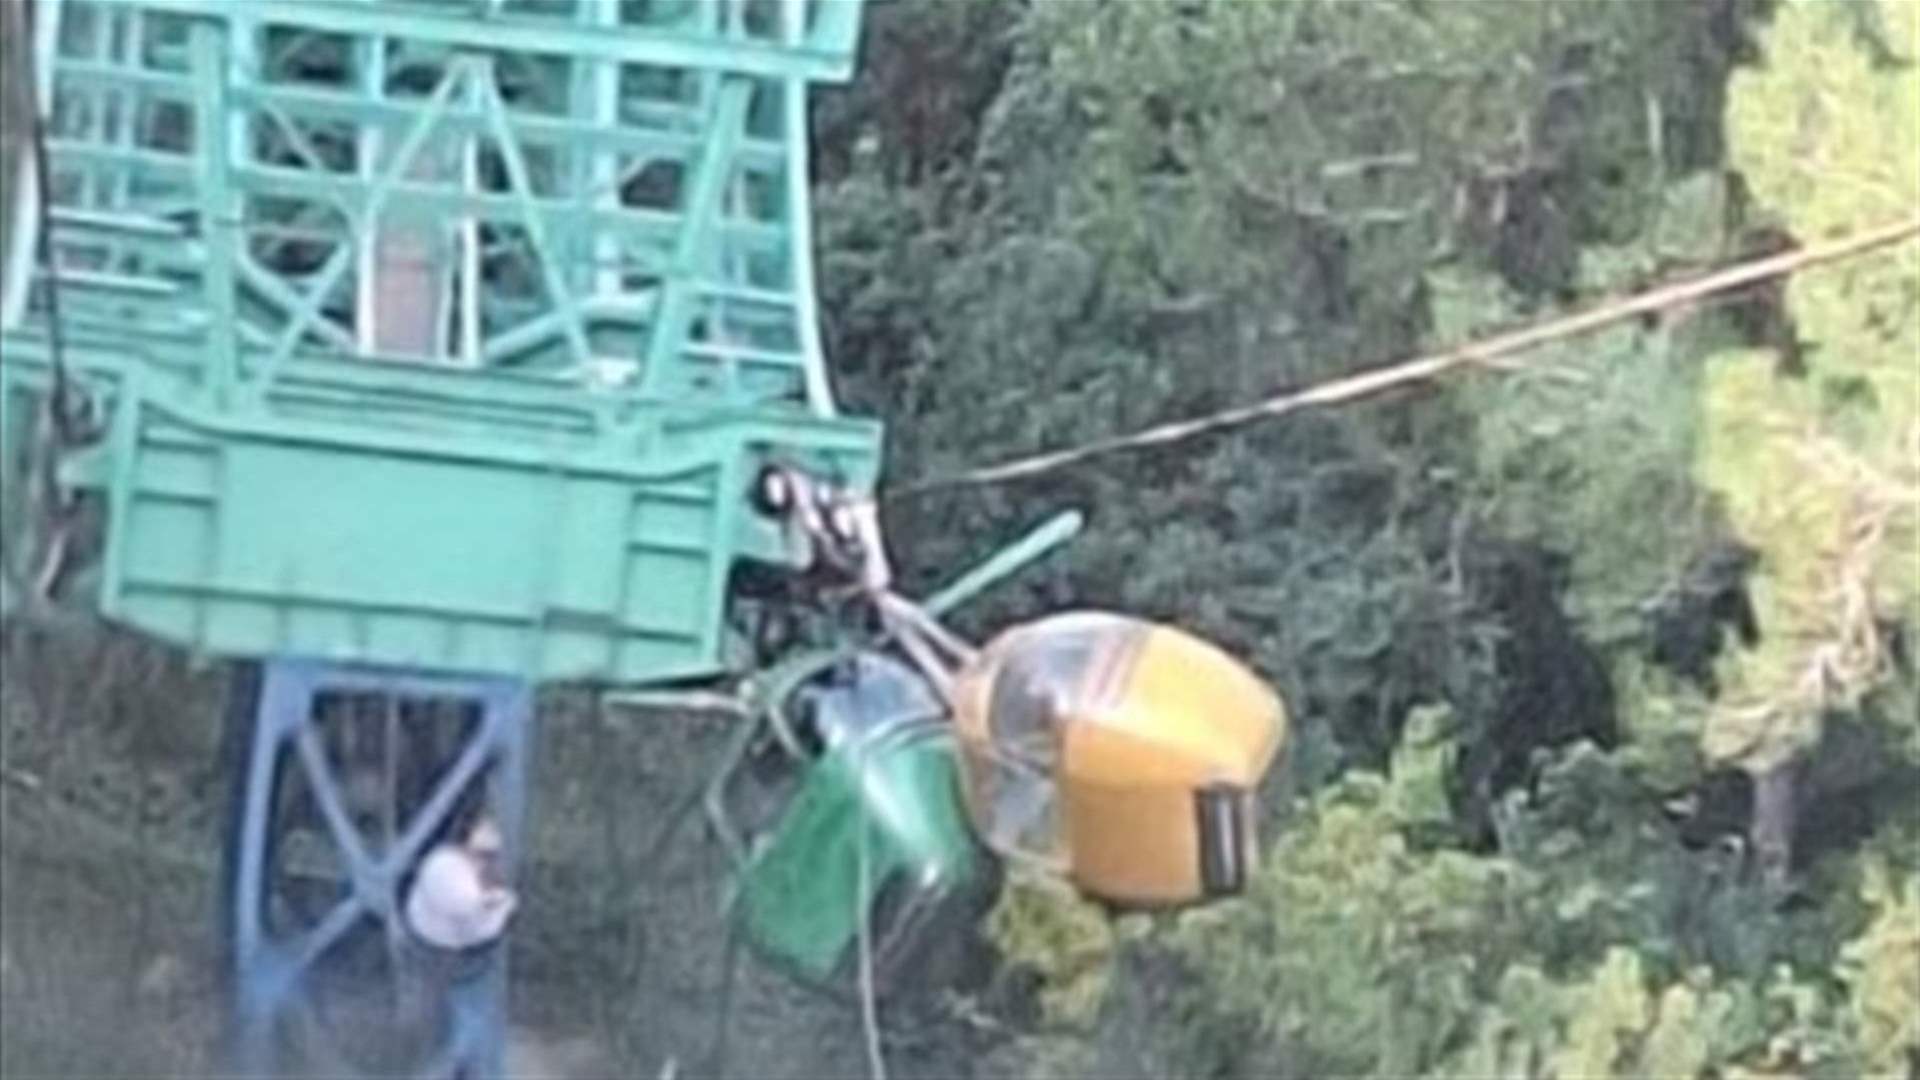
[227,659,533,1078]
[0,0,877,684]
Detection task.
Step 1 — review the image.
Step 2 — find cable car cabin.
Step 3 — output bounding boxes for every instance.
[950,612,1286,906]
[727,651,991,992]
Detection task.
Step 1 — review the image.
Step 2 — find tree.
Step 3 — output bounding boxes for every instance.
[804,1,1919,1075]
[809,0,1020,189]
[1691,0,1920,883]
[986,732,1868,1079]
[821,0,1758,797]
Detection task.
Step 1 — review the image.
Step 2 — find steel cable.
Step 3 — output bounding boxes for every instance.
[889,217,1920,496]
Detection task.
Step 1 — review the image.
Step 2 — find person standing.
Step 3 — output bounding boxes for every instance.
[398,811,519,1070]
[406,815,518,952]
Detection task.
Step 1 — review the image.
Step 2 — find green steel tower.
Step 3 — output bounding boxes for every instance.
[1,0,878,683]
[0,3,885,1075]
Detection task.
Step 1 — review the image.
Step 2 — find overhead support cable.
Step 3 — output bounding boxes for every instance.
[893,216,1920,496]
[21,0,76,441]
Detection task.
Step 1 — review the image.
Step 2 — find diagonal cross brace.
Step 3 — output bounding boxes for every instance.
[475,66,595,370]
[248,59,473,401]
[631,77,752,407]
[236,660,530,1008]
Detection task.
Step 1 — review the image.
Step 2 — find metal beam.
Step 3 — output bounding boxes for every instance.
[0,0,60,331]
[637,77,750,400]
[476,68,592,368]
[44,141,792,256]
[924,511,1086,618]
[193,23,241,405]
[131,0,863,83]
[251,60,472,399]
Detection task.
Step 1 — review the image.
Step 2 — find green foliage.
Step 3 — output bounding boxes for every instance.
[1494,742,1848,981]
[984,870,1118,1029]
[808,0,1917,1075]
[1639,976,1720,1078]
[1387,702,1458,834]
[1694,0,1920,770]
[1552,948,1653,1077]
[1839,863,1920,1075]
[1435,171,1747,821]
[1441,262,1720,644]
[977,871,1150,1080]
[810,0,1019,187]
[1445,954,1869,1079]
[1164,772,1523,1078]
[977,716,1879,1078]
[822,0,1758,787]
[1611,654,1717,795]
[1136,736,1869,1079]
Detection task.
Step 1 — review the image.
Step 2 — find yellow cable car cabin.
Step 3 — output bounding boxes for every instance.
[949,612,1286,906]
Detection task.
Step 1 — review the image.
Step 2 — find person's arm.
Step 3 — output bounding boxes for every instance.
[469,882,518,940]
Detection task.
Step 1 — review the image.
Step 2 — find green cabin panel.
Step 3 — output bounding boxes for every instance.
[735,727,981,980]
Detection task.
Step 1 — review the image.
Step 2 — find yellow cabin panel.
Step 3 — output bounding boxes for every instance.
[947,612,1287,905]
[1062,782,1200,903]
[1059,728,1203,901]
[1066,626,1284,788]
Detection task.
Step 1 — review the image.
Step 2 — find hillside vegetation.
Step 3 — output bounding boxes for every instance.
[814,0,1918,1075]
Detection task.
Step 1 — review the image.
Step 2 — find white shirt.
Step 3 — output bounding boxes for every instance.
[405,844,517,950]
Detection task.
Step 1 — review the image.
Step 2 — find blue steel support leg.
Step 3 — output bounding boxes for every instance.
[232,659,315,1075]
[460,679,531,1080]
[227,657,534,1080]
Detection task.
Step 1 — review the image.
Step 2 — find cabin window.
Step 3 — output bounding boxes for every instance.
[985,622,1106,768]
[976,617,1126,864]
[981,752,1061,863]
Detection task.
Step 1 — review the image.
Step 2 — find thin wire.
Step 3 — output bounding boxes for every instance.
[21,0,75,443]
[889,216,1920,496]
[854,744,889,1080]
[706,918,741,1080]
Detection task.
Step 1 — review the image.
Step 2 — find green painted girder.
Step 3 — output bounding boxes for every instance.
[0,0,877,684]
[1,332,882,680]
[133,0,867,83]
[9,0,862,396]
